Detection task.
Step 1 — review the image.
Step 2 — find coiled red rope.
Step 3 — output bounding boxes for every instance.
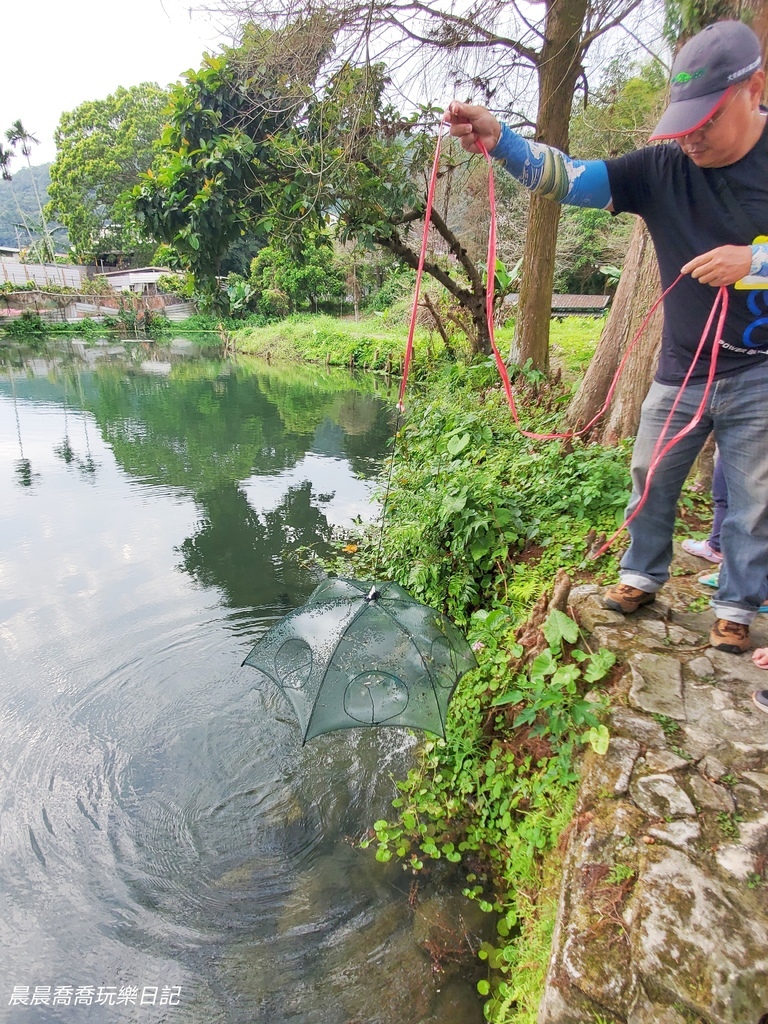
[400,121,729,556]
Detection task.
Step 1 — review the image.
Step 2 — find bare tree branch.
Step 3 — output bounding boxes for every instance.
[428,206,485,293]
[374,226,475,306]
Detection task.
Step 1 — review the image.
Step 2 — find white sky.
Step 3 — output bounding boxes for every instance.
[1,0,669,170]
[1,0,228,166]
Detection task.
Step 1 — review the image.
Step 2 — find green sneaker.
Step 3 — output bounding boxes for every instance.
[698,572,719,589]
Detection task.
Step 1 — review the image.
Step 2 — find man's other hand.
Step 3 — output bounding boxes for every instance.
[682,245,752,286]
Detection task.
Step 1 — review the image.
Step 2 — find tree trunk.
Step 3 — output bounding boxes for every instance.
[566,219,661,443]
[511,196,560,371]
[351,262,360,321]
[511,0,589,372]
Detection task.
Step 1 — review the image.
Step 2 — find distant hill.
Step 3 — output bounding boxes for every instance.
[0,163,69,253]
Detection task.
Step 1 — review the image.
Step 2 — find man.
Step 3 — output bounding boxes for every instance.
[447,20,768,655]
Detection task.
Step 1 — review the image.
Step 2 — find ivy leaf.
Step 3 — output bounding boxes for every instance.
[582,724,610,755]
[583,648,616,683]
[542,608,579,648]
[529,648,557,679]
[447,432,471,456]
[491,688,525,707]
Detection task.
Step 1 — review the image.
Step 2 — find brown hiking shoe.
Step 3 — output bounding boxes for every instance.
[603,583,656,614]
[709,619,750,654]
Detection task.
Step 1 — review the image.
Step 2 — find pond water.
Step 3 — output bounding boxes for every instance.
[0,339,486,1024]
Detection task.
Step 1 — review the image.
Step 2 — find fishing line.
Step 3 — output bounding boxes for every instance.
[399,118,730,556]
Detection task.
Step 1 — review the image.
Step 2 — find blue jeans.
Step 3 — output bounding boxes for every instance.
[708,455,728,553]
[619,360,768,625]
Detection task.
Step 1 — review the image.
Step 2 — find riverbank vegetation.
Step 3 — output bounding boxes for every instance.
[233,305,604,376]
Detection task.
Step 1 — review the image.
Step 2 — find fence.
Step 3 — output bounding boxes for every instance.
[0,289,197,324]
[0,259,91,289]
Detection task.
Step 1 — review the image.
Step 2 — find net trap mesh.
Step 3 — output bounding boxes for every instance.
[242,577,476,743]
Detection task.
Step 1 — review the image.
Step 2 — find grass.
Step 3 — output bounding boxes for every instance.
[233,310,609,381]
[233,311,443,370]
[550,316,608,379]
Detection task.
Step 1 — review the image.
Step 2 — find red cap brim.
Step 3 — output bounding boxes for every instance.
[648,86,734,141]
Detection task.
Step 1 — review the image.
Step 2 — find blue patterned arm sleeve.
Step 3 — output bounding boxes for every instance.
[492,123,612,209]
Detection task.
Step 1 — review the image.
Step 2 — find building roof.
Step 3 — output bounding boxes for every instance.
[505,293,611,313]
[97,266,173,278]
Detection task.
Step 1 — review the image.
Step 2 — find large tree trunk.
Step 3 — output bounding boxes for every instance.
[511,0,590,372]
[566,220,661,443]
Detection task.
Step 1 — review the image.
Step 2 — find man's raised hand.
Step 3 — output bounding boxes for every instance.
[445,101,502,155]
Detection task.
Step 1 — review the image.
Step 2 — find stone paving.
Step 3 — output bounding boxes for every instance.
[537,546,768,1024]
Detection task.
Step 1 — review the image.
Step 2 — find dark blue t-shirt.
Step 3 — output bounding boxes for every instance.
[605,119,768,385]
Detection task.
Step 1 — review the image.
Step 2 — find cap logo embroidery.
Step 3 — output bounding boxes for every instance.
[672,68,706,84]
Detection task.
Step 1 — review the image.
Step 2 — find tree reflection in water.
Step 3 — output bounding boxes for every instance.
[1,344,394,611]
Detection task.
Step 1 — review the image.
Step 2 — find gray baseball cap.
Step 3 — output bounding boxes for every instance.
[650,20,763,140]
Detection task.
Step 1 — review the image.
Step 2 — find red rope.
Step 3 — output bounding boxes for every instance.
[397,124,445,410]
[402,123,730,554]
[590,286,727,559]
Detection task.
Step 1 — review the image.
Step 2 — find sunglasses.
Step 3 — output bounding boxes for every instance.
[682,85,745,137]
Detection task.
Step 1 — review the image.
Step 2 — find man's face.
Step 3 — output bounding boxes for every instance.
[678,72,765,168]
